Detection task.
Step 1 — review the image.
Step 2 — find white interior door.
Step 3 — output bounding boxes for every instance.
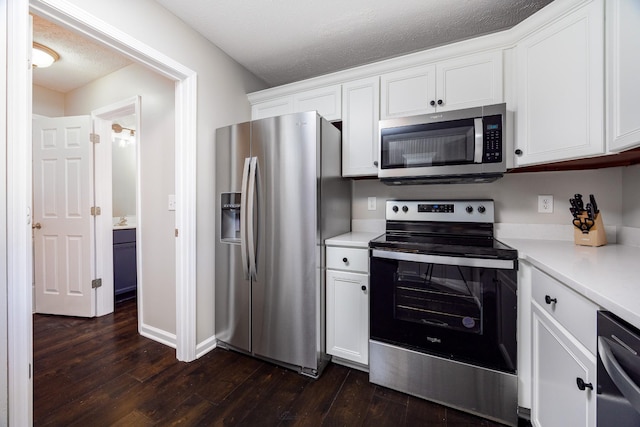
[33,116,96,317]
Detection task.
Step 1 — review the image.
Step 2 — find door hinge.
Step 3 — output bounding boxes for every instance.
[90,133,100,144]
[175,228,179,237]
[91,206,102,216]
[91,278,102,289]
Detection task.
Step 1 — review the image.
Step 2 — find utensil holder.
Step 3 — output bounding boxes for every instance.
[574,213,607,247]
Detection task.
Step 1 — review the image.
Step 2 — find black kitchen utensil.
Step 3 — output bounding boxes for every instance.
[574,194,584,211]
[573,218,595,234]
[570,207,580,219]
[570,198,580,212]
[586,203,596,220]
[589,194,599,214]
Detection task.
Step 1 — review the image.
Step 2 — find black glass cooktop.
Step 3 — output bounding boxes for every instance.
[369,232,517,260]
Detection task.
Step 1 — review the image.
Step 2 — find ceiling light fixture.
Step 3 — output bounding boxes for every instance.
[32,42,60,68]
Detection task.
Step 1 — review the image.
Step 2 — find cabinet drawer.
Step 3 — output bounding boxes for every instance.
[532,268,597,353]
[326,246,369,273]
[113,228,136,244]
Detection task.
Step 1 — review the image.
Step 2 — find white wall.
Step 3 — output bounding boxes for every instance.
[0,0,8,422]
[32,84,64,116]
[59,0,266,345]
[353,167,624,228]
[622,164,640,228]
[65,63,177,334]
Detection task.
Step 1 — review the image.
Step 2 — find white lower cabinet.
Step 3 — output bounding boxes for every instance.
[530,268,597,427]
[326,269,369,366]
[325,243,370,368]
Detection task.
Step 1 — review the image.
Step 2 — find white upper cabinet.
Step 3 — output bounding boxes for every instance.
[251,96,293,120]
[380,64,437,118]
[341,77,380,177]
[515,0,604,166]
[606,0,640,152]
[251,85,341,121]
[380,51,503,119]
[436,52,503,112]
[293,85,342,121]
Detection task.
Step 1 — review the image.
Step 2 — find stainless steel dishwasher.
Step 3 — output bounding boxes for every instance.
[597,311,640,426]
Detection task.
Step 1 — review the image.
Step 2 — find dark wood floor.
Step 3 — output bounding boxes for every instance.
[34,299,504,426]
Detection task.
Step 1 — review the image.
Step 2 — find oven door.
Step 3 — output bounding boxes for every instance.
[370,249,517,373]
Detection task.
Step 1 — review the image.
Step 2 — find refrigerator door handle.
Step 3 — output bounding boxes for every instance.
[247,156,258,280]
[240,157,251,279]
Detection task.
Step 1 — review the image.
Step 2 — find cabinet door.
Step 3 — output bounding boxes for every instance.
[251,96,293,120]
[515,0,604,166]
[293,85,342,121]
[341,77,380,177]
[606,0,640,152]
[326,269,369,365]
[380,64,436,119]
[531,303,596,427]
[436,51,503,112]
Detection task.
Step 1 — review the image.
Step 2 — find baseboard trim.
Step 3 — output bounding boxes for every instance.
[196,335,218,358]
[139,322,177,349]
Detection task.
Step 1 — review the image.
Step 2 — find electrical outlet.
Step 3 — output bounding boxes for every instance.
[367,197,376,211]
[538,195,553,213]
[168,194,176,211]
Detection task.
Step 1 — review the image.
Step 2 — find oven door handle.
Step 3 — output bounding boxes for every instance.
[371,249,515,270]
[598,336,640,415]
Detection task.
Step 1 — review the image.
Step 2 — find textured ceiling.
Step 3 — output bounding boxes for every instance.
[32,14,132,93]
[33,1,554,93]
[155,0,554,87]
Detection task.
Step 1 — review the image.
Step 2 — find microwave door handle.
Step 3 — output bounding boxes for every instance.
[240,157,251,280]
[474,118,483,163]
[598,336,640,414]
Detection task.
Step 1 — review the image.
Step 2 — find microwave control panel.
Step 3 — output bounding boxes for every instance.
[483,114,502,163]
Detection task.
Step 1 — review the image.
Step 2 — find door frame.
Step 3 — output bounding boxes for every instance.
[7,0,198,424]
[92,96,140,318]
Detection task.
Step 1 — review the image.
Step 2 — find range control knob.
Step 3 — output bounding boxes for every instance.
[466,205,474,214]
[477,205,486,214]
[392,205,399,213]
[402,205,409,213]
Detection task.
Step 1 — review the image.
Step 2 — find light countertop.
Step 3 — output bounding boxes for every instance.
[502,238,640,330]
[325,231,382,249]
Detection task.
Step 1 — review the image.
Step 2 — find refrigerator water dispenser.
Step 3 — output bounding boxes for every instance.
[221,192,241,243]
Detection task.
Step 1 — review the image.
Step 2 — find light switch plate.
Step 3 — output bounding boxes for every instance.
[168,194,176,211]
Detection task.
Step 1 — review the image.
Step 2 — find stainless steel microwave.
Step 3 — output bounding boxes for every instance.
[378,103,507,184]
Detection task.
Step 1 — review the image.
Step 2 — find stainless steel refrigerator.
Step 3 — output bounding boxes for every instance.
[214,111,351,377]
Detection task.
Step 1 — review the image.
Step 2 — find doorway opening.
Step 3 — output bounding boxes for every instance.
[8,1,198,422]
[93,97,141,312]
[26,0,197,363]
